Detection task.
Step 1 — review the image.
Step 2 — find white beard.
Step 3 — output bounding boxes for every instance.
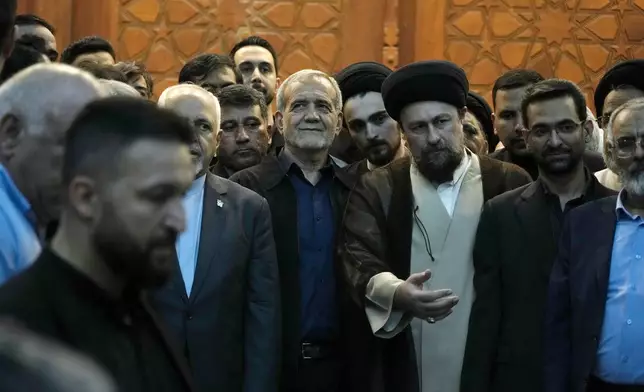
[620,170,644,195]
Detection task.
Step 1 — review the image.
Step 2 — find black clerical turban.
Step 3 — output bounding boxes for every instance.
[334,61,393,106]
[466,91,494,140]
[595,59,644,116]
[381,60,469,122]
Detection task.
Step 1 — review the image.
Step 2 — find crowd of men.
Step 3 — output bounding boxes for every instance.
[0,1,643,392]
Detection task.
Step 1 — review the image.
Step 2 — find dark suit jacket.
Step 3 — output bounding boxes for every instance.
[339,155,532,392]
[209,160,230,179]
[544,196,619,392]
[461,175,614,392]
[230,154,371,391]
[152,174,280,392]
[491,149,606,180]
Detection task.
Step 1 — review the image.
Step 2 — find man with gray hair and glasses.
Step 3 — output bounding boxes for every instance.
[545,97,644,392]
[231,69,364,392]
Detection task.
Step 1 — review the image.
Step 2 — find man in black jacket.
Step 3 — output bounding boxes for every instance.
[231,69,369,392]
[461,79,615,392]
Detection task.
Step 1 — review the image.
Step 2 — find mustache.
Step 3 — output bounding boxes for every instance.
[543,147,571,155]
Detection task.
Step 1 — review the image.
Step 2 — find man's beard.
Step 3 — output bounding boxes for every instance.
[535,146,582,175]
[618,162,644,195]
[414,143,465,184]
[92,203,177,290]
[252,84,274,105]
[367,138,400,167]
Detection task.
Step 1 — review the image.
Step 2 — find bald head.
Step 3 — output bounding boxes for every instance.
[158,84,221,177]
[0,63,103,224]
[99,79,140,98]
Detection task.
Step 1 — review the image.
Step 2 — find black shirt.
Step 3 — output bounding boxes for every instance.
[539,169,599,242]
[0,248,191,392]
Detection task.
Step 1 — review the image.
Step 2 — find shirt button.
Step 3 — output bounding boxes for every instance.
[636,254,642,260]
[627,319,633,325]
[316,216,321,222]
[623,356,629,363]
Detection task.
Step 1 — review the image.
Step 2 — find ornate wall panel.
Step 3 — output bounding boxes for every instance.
[117,0,362,96]
[443,0,644,109]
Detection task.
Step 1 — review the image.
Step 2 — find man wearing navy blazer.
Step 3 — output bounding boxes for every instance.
[154,84,280,392]
[545,98,644,392]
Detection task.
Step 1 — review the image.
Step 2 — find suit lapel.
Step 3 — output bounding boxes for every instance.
[515,181,558,278]
[594,197,618,305]
[168,251,188,303]
[189,174,228,302]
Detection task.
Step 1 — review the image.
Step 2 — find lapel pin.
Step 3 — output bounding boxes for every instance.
[217,199,224,208]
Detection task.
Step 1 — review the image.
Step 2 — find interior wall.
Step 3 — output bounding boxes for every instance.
[400,0,644,108]
[18,0,644,108]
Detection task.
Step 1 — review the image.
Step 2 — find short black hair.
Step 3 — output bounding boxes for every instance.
[115,61,154,97]
[492,69,544,108]
[0,43,46,83]
[230,36,279,73]
[60,36,115,64]
[0,0,16,46]
[178,53,241,84]
[62,98,193,185]
[75,60,127,83]
[217,84,268,121]
[521,78,587,127]
[15,14,55,33]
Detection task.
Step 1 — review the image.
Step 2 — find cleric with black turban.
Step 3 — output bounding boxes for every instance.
[329,62,395,166]
[594,59,644,125]
[338,60,531,392]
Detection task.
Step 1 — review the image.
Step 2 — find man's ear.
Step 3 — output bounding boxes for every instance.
[335,111,343,135]
[583,119,594,140]
[0,114,22,161]
[274,111,285,134]
[275,77,282,90]
[68,176,99,222]
[491,112,497,134]
[458,107,467,120]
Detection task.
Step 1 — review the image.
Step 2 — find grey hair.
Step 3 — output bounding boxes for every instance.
[585,106,604,153]
[98,79,140,98]
[0,63,102,135]
[605,97,644,142]
[276,69,342,113]
[158,84,221,131]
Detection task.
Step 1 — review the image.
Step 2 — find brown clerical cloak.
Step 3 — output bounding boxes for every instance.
[338,155,531,392]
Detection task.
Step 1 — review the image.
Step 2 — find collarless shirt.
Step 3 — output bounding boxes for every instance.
[175,174,206,297]
[0,164,41,284]
[278,150,339,341]
[0,248,190,392]
[595,190,644,384]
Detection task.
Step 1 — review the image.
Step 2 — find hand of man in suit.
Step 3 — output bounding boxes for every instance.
[393,269,459,322]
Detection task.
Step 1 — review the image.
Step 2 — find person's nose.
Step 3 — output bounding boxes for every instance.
[546,129,564,148]
[365,123,380,142]
[514,114,526,135]
[304,105,321,123]
[251,67,262,83]
[235,127,250,143]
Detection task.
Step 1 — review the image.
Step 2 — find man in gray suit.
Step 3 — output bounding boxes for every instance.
[154,84,280,392]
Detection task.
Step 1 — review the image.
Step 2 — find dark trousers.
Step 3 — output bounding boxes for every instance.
[292,356,341,392]
[588,376,644,392]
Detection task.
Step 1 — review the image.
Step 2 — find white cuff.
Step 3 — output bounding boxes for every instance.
[365,272,412,338]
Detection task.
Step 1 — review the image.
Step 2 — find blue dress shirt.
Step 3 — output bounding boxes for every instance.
[0,164,41,284]
[595,191,644,384]
[175,174,206,296]
[288,166,339,341]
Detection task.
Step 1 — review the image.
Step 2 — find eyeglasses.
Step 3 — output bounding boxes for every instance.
[614,136,644,156]
[529,120,582,139]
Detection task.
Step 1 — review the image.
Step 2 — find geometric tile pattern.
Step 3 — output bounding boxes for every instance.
[444,0,644,109]
[118,0,344,97]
